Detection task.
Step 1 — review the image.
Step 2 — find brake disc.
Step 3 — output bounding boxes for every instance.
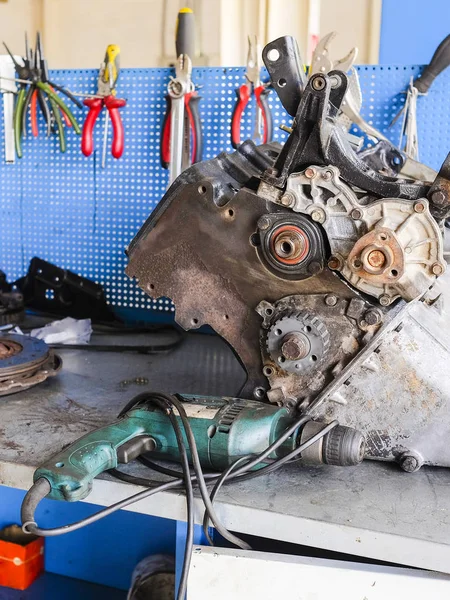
[0,334,62,397]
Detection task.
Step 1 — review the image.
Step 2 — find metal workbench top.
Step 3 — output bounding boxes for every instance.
[1,327,449,574]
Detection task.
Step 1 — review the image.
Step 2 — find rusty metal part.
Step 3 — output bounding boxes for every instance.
[257,212,325,280]
[255,295,379,408]
[286,165,444,303]
[0,334,62,397]
[366,249,386,270]
[347,227,404,284]
[305,274,450,468]
[265,309,330,377]
[0,339,22,359]
[427,151,450,220]
[126,177,364,401]
[270,225,309,265]
[280,332,310,360]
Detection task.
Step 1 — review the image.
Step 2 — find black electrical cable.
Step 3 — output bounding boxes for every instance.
[24,417,337,539]
[200,422,339,543]
[108,468,164,488]
[143,393,250,550]
[22,389,338,600]
[152,398,194,600]
[49,341,180,353]
[22,478,182,536]
[22,311,185,353]
[138,455,185,477]
[201,455,252,545]
[150,393,251,551]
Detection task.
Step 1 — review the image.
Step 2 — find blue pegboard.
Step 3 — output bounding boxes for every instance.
[0,65,449,322]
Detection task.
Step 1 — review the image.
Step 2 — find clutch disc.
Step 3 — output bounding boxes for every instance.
[0,334,62,396]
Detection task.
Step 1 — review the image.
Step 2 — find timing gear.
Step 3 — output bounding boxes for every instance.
[266,311,330,375]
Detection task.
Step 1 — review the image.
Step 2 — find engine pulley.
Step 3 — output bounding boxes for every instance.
[256,213,325,279]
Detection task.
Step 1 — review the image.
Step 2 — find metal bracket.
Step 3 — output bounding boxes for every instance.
[15,257,117,322]
[262,36,306,117]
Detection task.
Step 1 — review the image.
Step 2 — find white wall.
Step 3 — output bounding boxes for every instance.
[0,0,381,68]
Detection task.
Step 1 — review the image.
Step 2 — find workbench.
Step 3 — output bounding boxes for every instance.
[1,326,450,583]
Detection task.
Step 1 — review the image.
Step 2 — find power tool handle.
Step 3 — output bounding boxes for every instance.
[33,411,152,502]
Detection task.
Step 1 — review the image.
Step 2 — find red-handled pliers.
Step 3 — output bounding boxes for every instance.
[160,90,202,169]
[81,45,126,159]
[231,35,273,149]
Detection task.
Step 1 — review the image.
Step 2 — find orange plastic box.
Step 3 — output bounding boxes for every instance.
[0,524,44,590]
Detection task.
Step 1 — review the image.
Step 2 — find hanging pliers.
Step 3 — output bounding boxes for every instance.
[33,32,83,140]
[81,44,126,159]
[160,8,203,182]
[231,35,273,149]
[308,31,358,78]
[3,33,81,157]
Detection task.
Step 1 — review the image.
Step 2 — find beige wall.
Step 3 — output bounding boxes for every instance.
[1,0,42,56]
[0,0,381,68]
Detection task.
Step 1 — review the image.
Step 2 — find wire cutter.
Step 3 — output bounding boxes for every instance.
[81,45,126,160]
[160,8,203,184]
[231,35,273,149]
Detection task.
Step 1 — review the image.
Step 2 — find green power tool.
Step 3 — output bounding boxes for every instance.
[21,394,364,532]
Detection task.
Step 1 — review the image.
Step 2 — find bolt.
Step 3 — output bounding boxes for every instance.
[308,261,322,275]
[321,170,333,181]
[432,262,445,276]
[329,74,342,89]
[258,216,271,230]
[273,229,307,263]
[279,124,293,134]
[431,190,446,206]
[364,309,382,326]
[379,295,391,306]
[328,256,342,270]
[311,209,325,223]
[351,208,363,220]
[367,249,386,269]
[399,452,423,473]
[281,193,295,207]
[281,333,310,361]
[325,294,338,306]
[168,79,184,97]
[253,387,266,400]
[311,75,326,91]
[305,167,316,179]
[414,201,425,213]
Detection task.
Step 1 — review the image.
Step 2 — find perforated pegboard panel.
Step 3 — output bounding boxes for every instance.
[0,65,449,322]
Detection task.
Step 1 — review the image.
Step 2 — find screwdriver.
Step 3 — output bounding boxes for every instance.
[390,34,450,160]
[391,34,450,127]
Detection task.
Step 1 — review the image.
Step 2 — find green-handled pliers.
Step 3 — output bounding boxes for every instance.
[3,33,81,158]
